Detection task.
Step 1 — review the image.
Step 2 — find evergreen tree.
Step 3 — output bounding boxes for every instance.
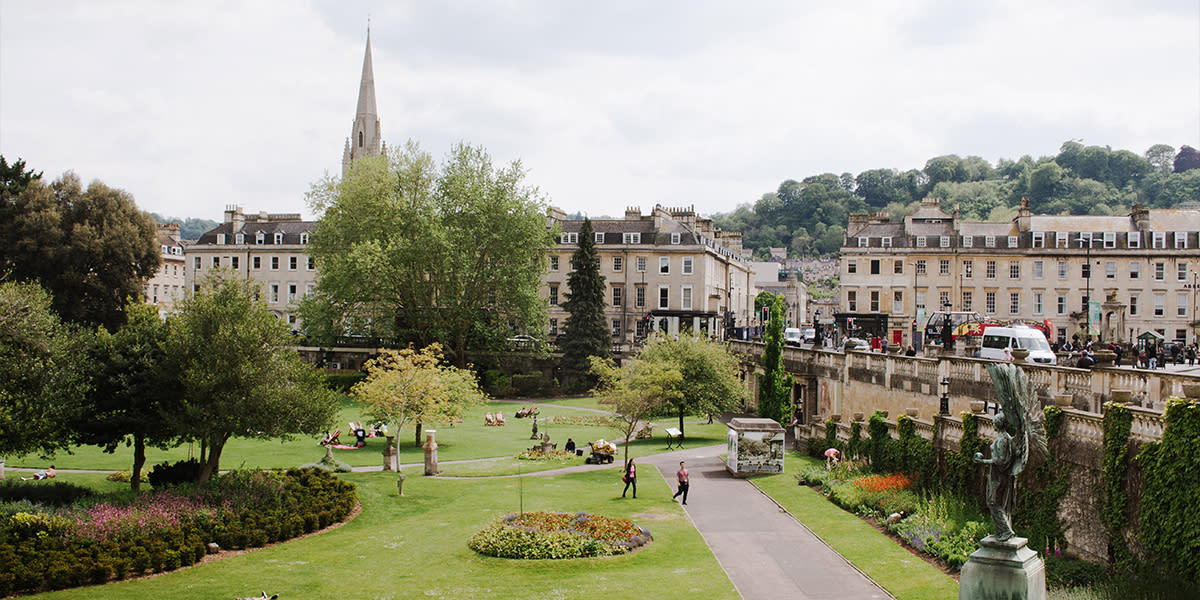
[758,295,793,424]
[561,218,609,390]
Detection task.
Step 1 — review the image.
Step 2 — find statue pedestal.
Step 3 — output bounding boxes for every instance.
[959,536,1046,600]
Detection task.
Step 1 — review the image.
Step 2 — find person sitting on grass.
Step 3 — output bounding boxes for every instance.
[22,465,55,481]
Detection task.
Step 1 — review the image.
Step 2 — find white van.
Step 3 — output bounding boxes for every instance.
[783,328,803,346]
[980,326,1056,365]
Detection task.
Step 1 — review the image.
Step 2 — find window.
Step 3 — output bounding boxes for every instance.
[1056,232,1068,248]
[271,256,279,270]
[306,283,314,297]
[1033,232,1045,248]
[300,232,309,244]
[623,232,641,244]
[274,232,284,244]
[881,237,892,248]
[962,291,973,311]
[255,231,265,244]
[289,256,297,270]
[1009,292,1019,315]
[940,236,950,248]
[1009,262,1020,279]
[682,257,693,274]
[612,287,622,307]
[1178,293,1188,317]
[288,284,297,303]
[847,260,857,274]
[917,236,928,248]
[1106,261,1116,279]
[916,260,926,275]
[235,233,244,244]
[682,286,692,310]
[212,257,220,267]
[1177,328,1188,341]
[1153,232,1166,249]
[1130,294,1139,316]
[939,259,950,275]
[595,232,605,244]
[1155,262,1165,281]
[252,256,261,269]
[636,286,645,308]
[659,257,670,274]
[847,290,857,312]
[870,259,880,275]
[270,284,279,303]
[549,319,558,335]
[1058,261,1068,280]
[307,256,315,270]
[1175,232,1188,249]
[870,290,880,312]
[893,290,903,313]
[549,286,558,305]
[939,290,950,308]
[1130,262,1140,279]
[1154,293,1165,316]
[962,235,973,248]
[636,257,646,272]
[562,232,578,244]
[1179,262,1189,281]
[1103,232,1115,248]
[1057,294,1068,315]
[550,256,559,271]
[986,260,996,279]
[858,237,868,247]
[231,256,239,269]
[1127,232,1140,248]
[1082,294,1089,312]
[985,235,996,248]
[916,291,926,310]
[893,261,903,275]
[1082,262,1091,279]
[671,233,681,245]
[216,234,225,244]
[659,286,670,309]
[1077,232,1093,248]
[1034,292,1044,315]
[963,260,973,278]
[613,256,622,272]
[612,320,620,336]
[1008,235,1019,248]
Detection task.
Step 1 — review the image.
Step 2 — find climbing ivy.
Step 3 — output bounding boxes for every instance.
[867,411,900,472]
[848,421,863,461]
[897,415,934,485]
[823,419,838,455]
[1015,405,1070,556]
[1138,398,1200,584]
[1100,402,1133,565]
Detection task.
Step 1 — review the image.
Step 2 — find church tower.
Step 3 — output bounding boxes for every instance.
[342,29,383,176]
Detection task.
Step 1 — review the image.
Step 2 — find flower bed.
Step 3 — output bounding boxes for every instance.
[515,449,576,461]
[0,467,356,596]
[468,511,651,559]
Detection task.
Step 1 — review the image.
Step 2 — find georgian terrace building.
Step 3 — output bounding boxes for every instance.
[840,198,1200,348]
[543,205,756,347]
[144,223,187,317]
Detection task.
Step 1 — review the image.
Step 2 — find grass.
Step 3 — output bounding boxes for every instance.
[28,468,739,600]
[753,452,960,600]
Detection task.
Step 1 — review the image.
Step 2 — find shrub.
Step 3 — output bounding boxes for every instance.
[0,480,95,506]
[469,511,650,559]
[1045,555,1109,589]
[324,372,366,392]
[511,372,543,397]
[147,459,202,488]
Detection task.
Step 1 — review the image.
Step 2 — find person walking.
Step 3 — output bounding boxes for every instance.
[621,458,637,498]
[672,461,690,505]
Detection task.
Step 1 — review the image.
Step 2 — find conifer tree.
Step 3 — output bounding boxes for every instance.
[561,219,609,390]
[759,294,793,424]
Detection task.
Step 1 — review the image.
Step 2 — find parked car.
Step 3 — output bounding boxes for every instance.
[783,328,803,346]
[844,337,870,351]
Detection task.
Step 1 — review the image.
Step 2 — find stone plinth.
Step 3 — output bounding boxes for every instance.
[423,430,439,476]
[959,536,1046,600]
[382,436,398,472]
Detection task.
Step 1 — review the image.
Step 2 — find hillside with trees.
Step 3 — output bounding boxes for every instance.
[713,142,1200,259]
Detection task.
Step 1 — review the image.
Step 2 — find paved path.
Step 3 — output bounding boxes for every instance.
[642,445,894,600]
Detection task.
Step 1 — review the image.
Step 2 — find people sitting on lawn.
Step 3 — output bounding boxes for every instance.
[495,411,506,425]
[22,465,55,481]
[485,412,496,426]
[320,430,342,446]
[565,438,576,453]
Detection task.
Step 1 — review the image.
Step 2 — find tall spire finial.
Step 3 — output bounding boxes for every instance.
[342,27,382,176]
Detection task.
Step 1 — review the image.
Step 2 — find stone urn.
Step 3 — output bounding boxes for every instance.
[1183,383,1200,400]
[830,413,842,423]
[1093,349,1116,367]
[1110,389,1132,404]
[905,408,919,418]
[970,401,986,413]
[877,410,889,419]
[1053,393,1073,407]
[852,412,864,422]
[1011,348,1030,363]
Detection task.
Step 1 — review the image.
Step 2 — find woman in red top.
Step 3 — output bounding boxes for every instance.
[622,459,637,498]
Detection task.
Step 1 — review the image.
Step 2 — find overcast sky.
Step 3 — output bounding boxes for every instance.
[2,1,1198,223]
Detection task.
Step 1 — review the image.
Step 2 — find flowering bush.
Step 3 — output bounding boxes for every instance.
[469,511,650,559]
[515,449,576,461]
[888,492,990,569]
[852,473,913,493]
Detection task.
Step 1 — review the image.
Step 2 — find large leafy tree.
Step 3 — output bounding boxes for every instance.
[560,218,609,390]
[590,355,675,464]
[0,155,41,197]
[0,171,160,331]
[82,301,179,490]
[302,141,553,365]
[758,295,793,425]
[166,272,339,484]
[636,337,747,437]
[0,282,91,458]
[353,344,486,452]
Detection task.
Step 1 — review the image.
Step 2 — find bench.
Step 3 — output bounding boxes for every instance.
[664,427,683,450]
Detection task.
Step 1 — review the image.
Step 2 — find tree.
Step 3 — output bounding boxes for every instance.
[0,282,91,458]
[165,272,339,484]
[589,356,664,464]
[82,301,178,490]
[0,155,41,197]
[560,218,609,390]
[1174,145,1200,173]
[1144,144,1176,175]
[639,337,747,437]
[303,142,553,365]
[0,172,160,331]
[758,295,793,425]
[353,344,485,452]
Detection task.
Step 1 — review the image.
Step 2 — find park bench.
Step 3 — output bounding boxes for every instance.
[664,427,683,450]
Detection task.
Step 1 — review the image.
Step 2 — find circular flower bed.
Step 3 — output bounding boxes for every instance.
[468,511,651,559]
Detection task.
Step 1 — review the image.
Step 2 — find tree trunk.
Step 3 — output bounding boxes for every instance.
[131,433,146,492]
[199,438,207,464]
[678,409,686,438]
[414,421,422,447]
[197,435,227,485]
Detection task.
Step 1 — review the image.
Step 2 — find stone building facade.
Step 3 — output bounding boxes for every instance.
[144,223,187,316]
[840,198,1200,347]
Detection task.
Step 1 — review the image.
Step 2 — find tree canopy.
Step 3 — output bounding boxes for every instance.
[560,218,609,390]
[301,141,553,365]
[165,272,339,484]
[758,295,793,425]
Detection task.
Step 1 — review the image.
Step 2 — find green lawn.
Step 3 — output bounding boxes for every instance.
[753,453,960,600]
[29,469,739,600]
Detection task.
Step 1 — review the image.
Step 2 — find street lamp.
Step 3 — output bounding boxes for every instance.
[1076,234,1094,343]
[939,376,950,416]
[941,299,954,351]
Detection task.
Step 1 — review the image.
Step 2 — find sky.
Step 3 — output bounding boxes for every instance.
[2,1,1198,223]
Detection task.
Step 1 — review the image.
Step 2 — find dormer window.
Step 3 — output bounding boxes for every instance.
[1007,235,1018,248]
[940,236,950,248]
[300,232,310,244]
[274,232,284,244]
[161,244,169,254]
[881,237,892,248]
[671,232,681,245]
[857,237,868,247]
[1103,232,1115,248]
[1055,232,1068,248]
[594,232,604,244]
[562,232,578,244]
[1033,232,1045,248]
[916,237,927,248]
[256,231,265,245]
[985,236,995,248]
[962,236,973,248]
[1175,232,1188,249]
[235,233,245,245]
[1127,232,1140,248]
[623,232,640,244]
[216,234,225,244]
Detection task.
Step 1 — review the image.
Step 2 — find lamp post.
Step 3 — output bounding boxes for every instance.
[1076,234,1094,342]
[1186,273,1200,345]
[939,376,950,416]
[941,299,954,351]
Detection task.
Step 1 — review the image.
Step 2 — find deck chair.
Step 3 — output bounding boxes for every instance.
[320,429,342,446]
[496,411,506,425]
[485,412,496,426]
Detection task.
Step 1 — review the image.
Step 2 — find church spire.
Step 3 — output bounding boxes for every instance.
[343,26,382,176]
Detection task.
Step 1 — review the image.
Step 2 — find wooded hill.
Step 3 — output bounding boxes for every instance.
[712,142,1200,259]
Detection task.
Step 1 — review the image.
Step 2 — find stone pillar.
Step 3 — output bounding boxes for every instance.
[382,435,398,472]
[0,459,5,481]
[423,430,439,476]
[958,536,1046,600]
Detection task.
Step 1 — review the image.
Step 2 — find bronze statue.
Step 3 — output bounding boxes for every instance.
[975,363,1046,541]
